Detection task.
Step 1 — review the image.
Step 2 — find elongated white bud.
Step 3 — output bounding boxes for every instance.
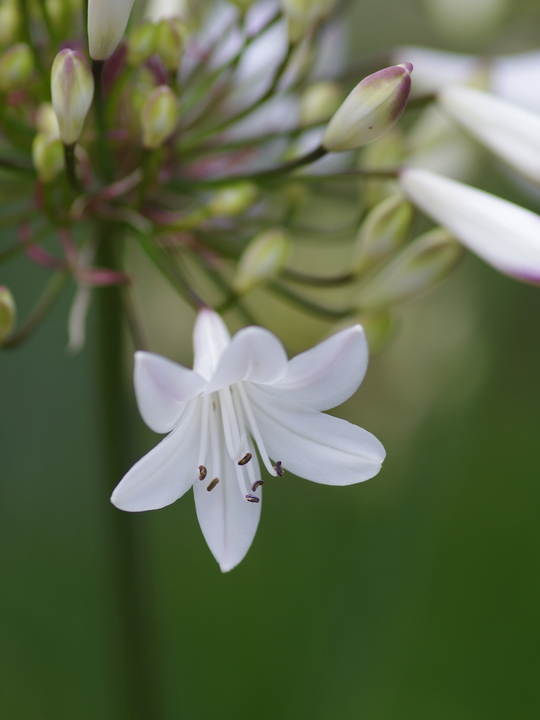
[140,85,178,149]
[323,63,413,152]
[439,85,540,185]
[233,229,291,294]
[400,167,540,282]
[88,0,135,61]
[356,228,462,309]
[51,49,94,145]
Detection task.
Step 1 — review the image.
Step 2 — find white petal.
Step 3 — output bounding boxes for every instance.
[192,309,231,381]
[193,435,261,573]
[400,168,540,282]
[206,326,288,394]
[491,51,540,114]
[134,351,206,434]
[247,386,385,485]
[261,326,369,411]
[439,85,540,184]
[111,402,200,512]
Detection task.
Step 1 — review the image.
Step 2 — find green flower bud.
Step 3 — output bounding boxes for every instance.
[282,0,338,42]
[233,229,291,295]
[356,227,463,310]
[0,0,20,47]
[155,17,187,72]
[323,63,413,152]
[352,194,414,273]
[140,85,178,149]
[127,21,158,66]
[229,0,256,10]
[0,286,16,345]
[35,103,60,138]
[208,182,259,217]
[51,49,94,145]
[0,43,34,92]
[88,0,135,61]
[32,133,64,183]
[299,81,344,128]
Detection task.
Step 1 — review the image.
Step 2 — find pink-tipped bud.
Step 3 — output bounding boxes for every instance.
[51,49,94,145]
[323,63,413,152]
[88,0,135,61]
[140,85,178,149]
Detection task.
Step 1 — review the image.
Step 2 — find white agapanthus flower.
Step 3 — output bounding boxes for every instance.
[111,309,385,571]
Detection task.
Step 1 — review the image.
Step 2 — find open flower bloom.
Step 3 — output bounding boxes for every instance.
[400,167,540,282]
[111,309,385,571]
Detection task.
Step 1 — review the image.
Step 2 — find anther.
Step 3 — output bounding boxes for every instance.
[251,480,264,492]
[198,465,207,481]
[238,453,252,466]
[207,477,219,492]
[274,461,284,477]
[245,494,260,503]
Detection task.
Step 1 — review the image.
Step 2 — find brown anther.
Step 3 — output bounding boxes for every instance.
[251,480,264,492]
[274,461,284,477]
[238,453,252,466]
[245,494,260,503]
[198,465,207,481]
[206,477,219,492]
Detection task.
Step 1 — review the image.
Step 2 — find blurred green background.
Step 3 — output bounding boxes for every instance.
[2,0,540,718]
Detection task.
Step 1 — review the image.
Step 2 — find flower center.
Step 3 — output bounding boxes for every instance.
[196,383,282,502]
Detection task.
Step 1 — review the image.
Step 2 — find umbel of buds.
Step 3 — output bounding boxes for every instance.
[51,50,94,145]
[88,0,135,61]
[323,63,413,152]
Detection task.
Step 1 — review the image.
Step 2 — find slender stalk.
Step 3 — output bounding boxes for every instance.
[269,280,351,319]
[95,229,164,720]
[63,144,81,192]
[92,60,114,182]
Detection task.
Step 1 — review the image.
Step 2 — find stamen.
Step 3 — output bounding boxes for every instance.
[207,477,219,492]
[198,465,207,481]
[245,494,260,503]
[274,461,284,477]
[238,453,252,466]
[234,384,276,476]
[251,480,264,492]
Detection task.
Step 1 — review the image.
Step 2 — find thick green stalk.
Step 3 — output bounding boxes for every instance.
[95,230,164,720]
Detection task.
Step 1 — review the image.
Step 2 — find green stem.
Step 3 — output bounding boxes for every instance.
[63,144,81,192]
[92,60,114,183]
[269,280,351,319]
[95,229,164,720]
[0,156,34,173]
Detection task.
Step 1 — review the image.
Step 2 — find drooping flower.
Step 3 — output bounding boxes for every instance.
[111,309,385,571]
[400,167,540,282]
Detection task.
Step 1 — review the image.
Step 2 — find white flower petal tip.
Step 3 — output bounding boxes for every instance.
[399,167,540,282]
[438,85,540,185]
[88,0,135,61]
[112,309,384,570]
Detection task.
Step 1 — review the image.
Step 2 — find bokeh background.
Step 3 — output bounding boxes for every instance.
[2,0,540,718]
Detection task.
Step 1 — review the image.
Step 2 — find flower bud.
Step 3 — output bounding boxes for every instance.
[282,0,338,42]
[208,183,259,217]
[352,194,413,273]
[0,43,34,92]
[35,103,60,138]
[322,63,413,152]
[299,81,344,128]
[155,17,187,72]
[32,133,64,183]
[233,229,291,294]
[360,128,405,209]
[51,49,94,145]
[0,0,20,47]
[88,0,135,61]
[229,0,256,10]
[127,21,158,66]
[140,85,178,149]
[0,286,16,345]
[356,228,463,310]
